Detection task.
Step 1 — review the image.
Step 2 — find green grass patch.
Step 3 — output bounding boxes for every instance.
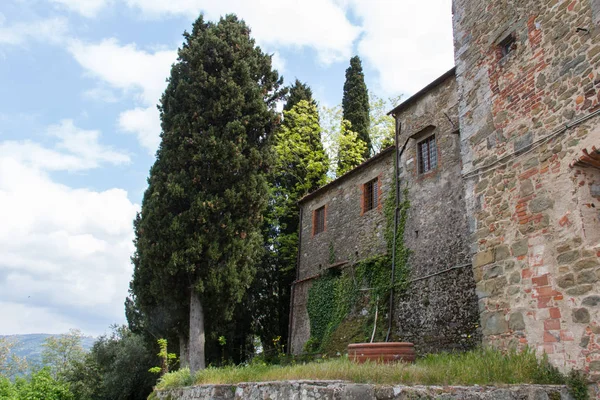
[155,348,565,390]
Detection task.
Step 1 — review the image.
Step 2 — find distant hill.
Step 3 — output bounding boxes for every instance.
[1,334,95,370]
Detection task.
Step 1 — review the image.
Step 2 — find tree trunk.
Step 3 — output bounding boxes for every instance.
[179,333,189,369]
[189,290,206,373]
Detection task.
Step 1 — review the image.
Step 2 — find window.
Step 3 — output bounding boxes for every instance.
[418,135,437,174]
[364,178,379,212]
[499,34,516,58]
[313,206,326,235]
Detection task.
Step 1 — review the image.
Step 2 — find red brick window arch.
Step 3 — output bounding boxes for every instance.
[363,178,379,212]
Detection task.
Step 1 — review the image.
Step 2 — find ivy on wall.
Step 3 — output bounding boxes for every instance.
[305,167,411,353]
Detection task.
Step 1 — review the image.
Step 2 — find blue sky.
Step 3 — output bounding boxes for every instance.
[0,0,453,336]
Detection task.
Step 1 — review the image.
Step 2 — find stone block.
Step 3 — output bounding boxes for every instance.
[557,250,579,265]
[576,270,598,284]
[572,308,591,323]
[482,312,508,336]
[509,312,526,331]
[582,296,600,306]
[495,245,510,261]
[574,258,599,271]
[566,285,593,296]
[474,250,495,267]
[529,196,553,213]
[556,273,575,288]
[511,239,528,257]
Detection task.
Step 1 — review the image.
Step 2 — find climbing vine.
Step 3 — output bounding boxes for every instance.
[305,164,411,353]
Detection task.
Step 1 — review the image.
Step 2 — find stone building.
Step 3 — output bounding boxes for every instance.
[454,0,600,377]
[390,69,480,353]
[289,0,600,381]
[289,146,395,354]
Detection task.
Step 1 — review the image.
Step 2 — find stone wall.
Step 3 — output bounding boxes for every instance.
[391,72,481,353]
[154,381,573,400]
[289,150,394,354]
[453,0,600,375]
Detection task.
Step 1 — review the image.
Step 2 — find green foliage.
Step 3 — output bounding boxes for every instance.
[156,347,568,388]
[284,80,317,112]
[369,94,402,153]
[566,369,589,400]
[342,56,371,158]
[67,325,157,400]
[150,339,177,376]
[129,13,285,365]
[0,337,28,378]
[306,163,410,352]
[0,376,18,399]
[336,120,368,177]
[42,329,86,380]
[250,93,328,355]
[3,368,74,400]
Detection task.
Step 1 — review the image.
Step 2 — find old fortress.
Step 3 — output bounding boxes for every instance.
[289,0,600,381]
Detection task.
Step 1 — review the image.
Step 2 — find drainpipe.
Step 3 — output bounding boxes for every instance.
[287,207,303,354]
[386,116,410,343]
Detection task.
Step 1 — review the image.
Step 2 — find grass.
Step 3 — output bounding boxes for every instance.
[155,348,565,390]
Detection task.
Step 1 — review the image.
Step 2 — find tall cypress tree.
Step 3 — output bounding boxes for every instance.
[341,55,371,159]
[130,14,284,373]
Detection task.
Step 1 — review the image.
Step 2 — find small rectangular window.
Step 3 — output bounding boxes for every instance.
[499,34,516,58]
[363,178,378,212]
[418,136,437,174]
[314,206,325,235]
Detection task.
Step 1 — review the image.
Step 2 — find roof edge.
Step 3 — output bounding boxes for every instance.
[387,67,456,117]
[299,146,395,205]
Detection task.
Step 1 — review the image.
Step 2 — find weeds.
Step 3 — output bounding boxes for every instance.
[155,347,568,390]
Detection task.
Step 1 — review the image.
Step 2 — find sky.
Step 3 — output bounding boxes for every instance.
[0,0,454,336]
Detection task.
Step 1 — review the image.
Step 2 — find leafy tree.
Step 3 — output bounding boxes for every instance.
[130,14,284,373]
[0,337,27,378]
[284,80,317,112]
[341,56,371,159]
[42,329,86,380]
[336,120,367,176]
[369,94,402,153]
[252,99,329,352]
[86,326,156,400]
[9,368,73,400]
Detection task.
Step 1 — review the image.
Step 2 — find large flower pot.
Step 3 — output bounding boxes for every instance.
[348,342,416,364]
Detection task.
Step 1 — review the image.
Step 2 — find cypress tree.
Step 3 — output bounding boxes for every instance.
[341,55,371,159]
[130,14,284,373]
[284,79,317,112]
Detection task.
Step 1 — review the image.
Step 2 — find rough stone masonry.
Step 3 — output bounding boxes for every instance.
[453,0,600,380]
[289,0,600,388]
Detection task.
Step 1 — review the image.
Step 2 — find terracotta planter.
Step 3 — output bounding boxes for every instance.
[348,342,416,364]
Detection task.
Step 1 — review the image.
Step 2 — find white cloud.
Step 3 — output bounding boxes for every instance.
[68,38,176,105]
[348,0,455,96]
[0,302,77,335]
[0,122,138,335]
[0,119,130,171]
[270,51,286,74]
[118,106,161,154]
[0,16,68,46]
[68,38,176,154]
[49,0,112,18]
[124,0,360,64]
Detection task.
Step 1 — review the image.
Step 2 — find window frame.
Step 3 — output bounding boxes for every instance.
[313,205,326,236]
[418,135,438,174]
[363,177,379,213]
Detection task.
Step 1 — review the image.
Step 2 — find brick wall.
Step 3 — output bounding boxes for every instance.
[453,0,600,378]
